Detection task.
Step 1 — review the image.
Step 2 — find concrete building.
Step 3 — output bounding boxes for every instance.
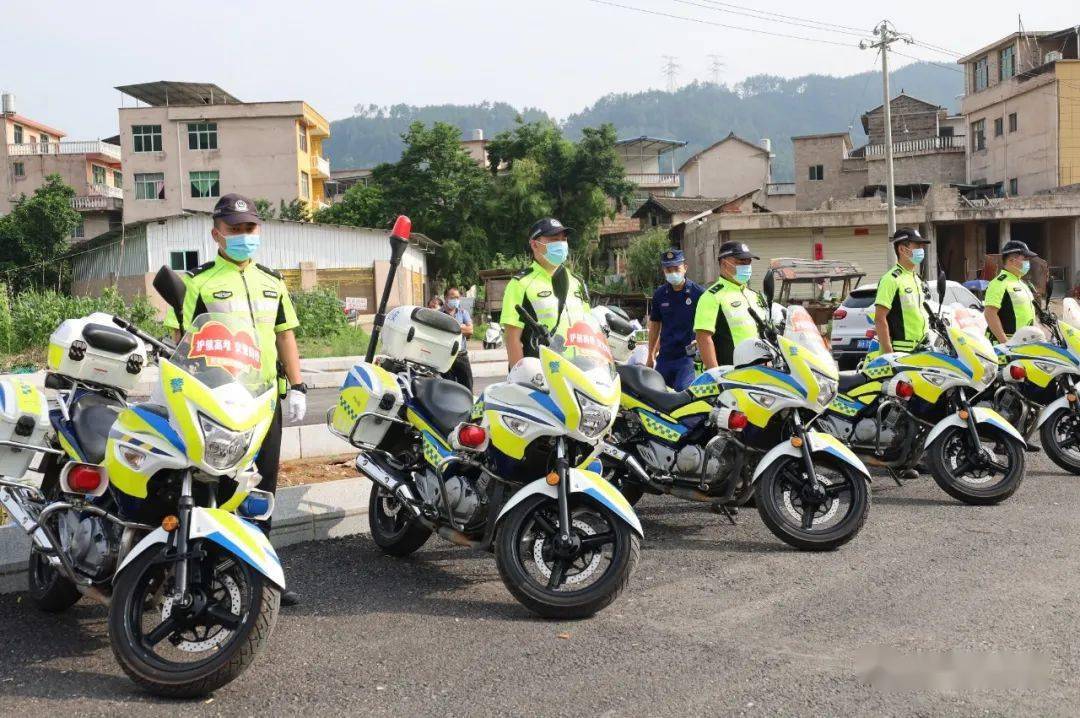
[676,132,795,212]
[1,94,122,240]
[116,81,331,224]
[325,167,373,203]
[633,191,758,230]
[70,213,435,315]
[959,27,1080,195]
[792,133,868,211]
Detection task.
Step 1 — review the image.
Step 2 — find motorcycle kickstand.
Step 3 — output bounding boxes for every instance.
[711,501,738,525]
[885,467,904,487]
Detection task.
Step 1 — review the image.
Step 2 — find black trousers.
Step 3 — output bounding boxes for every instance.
[443,352,474,392]
[254,402,283,534]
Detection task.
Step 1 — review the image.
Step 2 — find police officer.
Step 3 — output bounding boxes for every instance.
[693,241,767,369]
[985,240,1039,344]
[501,218,590,368]
[874,228,931,355]
[164,193,304,606]
[647,248,704,390]
[441,286,474,391]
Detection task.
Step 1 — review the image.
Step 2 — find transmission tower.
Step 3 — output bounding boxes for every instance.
[707,54,725,84]
[661,55,680,92]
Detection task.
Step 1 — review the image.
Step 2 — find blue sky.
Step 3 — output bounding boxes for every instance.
[5,1,1077,139]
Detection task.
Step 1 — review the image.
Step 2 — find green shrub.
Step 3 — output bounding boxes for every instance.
[292,286,346,339]
[296,325,369,359]
[0,284,12,354]
[626,229,672,291]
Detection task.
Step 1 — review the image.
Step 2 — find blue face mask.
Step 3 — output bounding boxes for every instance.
[1020,260,1031,276]
[910,247,925,265]
[543,240,569,266]
[734,265,752,284]
[665,271,684,285]
[447,298,461,309]
[223,232,261,262]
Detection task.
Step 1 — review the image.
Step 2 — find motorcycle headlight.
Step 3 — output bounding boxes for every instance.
[575,390,613,438]
[810,369,838,407]
[981,358,1000,384]
[199,414,254,470]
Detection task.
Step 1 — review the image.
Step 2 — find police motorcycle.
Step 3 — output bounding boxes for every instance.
[482,313,504,349]
[331,217,640,619]
[595,270,872,551]
[990,284,1080,474]
[817,272,1027,505]
[0,268,284,697]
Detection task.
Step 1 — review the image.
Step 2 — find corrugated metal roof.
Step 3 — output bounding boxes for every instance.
[115,81,242,106]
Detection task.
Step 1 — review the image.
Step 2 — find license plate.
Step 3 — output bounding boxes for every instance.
[856,339,871,349]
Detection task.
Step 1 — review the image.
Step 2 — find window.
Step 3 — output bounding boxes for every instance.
[170,250,200,271]
[92,165,106,185]
[300,170,311,199]
[113,170,122,188]
[808,164,824,181]
[108,218,122,232]
[189,170,220,198]
[1008,112,1018,133]
[939,126,955,138]
[1009,178,1019,195]
[1000,45,1015,80]
[994,118,1004,137]
[298,124,308,152]
[12,124,22,143]
[974,57,989,91]
[132,125,162,153]
[187,122,218,150]
[27,135,36,145]
[12,161,24,177]
[971,120,986,151]
[134,172,165,200]
[71,221,85,239]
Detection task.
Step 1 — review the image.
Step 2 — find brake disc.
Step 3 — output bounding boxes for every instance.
[533,518,603,586]
[160,573,242,653]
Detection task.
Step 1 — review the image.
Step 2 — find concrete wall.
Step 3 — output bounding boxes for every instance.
[1060,62,1080,188]
[764,193,795,212]
[680,138,768,200]
[793,135,866,210]
[865,96,943,145]
[119,102,309,223]
[866,151,966,186]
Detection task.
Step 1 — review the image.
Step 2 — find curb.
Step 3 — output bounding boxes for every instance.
[0,476,372,594]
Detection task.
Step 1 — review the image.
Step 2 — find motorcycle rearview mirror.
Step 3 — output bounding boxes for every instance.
[1046,278,1055,309]
[936,270,946,307]
[762,268,775,308]
[152,266,187,327]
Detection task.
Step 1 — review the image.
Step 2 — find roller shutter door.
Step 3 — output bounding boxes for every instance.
[728,228,813,292]
[822,227,891,285]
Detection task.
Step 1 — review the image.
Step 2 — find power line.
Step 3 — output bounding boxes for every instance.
[667,0,868,39]
[586,0,858,48]
[689,0,871,34]
[908,39,963,59]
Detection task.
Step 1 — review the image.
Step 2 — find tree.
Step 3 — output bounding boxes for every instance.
[625,229,672,292]
[313,183,389,228]
[278,199,311,222]
[0,174,81,291]
[253,198,276,220]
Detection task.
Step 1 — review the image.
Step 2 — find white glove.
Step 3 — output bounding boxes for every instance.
[285,389,307,423]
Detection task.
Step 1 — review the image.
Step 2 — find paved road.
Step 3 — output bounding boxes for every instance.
[286,378,501,428]
[3,454,1079,715]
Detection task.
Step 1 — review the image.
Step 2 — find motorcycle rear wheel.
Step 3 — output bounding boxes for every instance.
[27,548,81,613]
[928,425,1025,504]
[1039,408,1080,475]
[368,483,432,556]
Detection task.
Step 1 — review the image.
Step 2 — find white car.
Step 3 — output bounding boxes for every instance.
[830,280,983,369]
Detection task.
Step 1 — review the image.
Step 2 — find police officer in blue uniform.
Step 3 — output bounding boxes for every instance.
[647,248,705,390]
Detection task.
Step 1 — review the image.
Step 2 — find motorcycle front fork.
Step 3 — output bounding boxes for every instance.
[172,470,195,606]
[791,413,822,490]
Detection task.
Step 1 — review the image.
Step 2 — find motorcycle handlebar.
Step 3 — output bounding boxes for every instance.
[112,315,174,358]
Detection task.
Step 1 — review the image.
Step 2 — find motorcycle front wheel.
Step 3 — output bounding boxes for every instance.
[755,455,870,551]
[928,425,1025,504]
[495,494,639,619]
[1039,408,1080,475]
[108,540,280,698]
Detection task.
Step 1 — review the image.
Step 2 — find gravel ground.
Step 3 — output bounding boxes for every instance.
[1,453,1078,716]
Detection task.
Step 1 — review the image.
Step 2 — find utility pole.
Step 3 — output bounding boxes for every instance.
[707,54,725,85]
[661,55,680,92]
[862,21,912,262]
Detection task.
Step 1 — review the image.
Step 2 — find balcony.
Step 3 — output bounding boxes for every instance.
[626,172,680,189]
[70,184,123,212]
[864,135,966,158]
[310,154,330,179]
[8,140,122,164]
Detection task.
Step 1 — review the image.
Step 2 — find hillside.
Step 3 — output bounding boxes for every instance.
[324,62,962,181]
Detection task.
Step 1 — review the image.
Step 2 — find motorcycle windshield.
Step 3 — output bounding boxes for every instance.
[951,305,989,339]
[549,315,618,385]
[170,314,273,399]
[1063,298,1080,331]
[783,306,833,366]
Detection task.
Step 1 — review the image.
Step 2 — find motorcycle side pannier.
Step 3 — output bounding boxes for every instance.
[331,362,405,447]
[380,306,462,373]
[0,379,50,478]
[47,312,147,393]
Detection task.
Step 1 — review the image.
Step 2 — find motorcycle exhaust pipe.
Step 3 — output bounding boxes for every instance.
[354,453,422,518]
[614,448,714,502]
[0,488,60,555]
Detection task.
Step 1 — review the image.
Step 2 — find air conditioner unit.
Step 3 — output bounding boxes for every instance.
[1045,50,1064,64]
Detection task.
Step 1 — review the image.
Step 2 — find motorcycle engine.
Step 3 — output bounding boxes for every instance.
[56,512,120,582]
[414,469,482,526]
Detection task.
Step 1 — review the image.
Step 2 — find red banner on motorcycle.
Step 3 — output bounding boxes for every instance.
[188,321,262,374]
[565,321,613,362]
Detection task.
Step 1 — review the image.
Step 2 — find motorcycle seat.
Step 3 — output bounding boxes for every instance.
[411,377,474,437]
[70,394,125,464]
[616,364,694,415]
[838,370,871,394]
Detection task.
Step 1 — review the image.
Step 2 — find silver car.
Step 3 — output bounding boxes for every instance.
[830,280,983,369]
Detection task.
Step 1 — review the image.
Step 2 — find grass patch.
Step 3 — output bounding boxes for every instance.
[296,325,370,359]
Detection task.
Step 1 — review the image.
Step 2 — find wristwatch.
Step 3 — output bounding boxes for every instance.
[290,382,308,394]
